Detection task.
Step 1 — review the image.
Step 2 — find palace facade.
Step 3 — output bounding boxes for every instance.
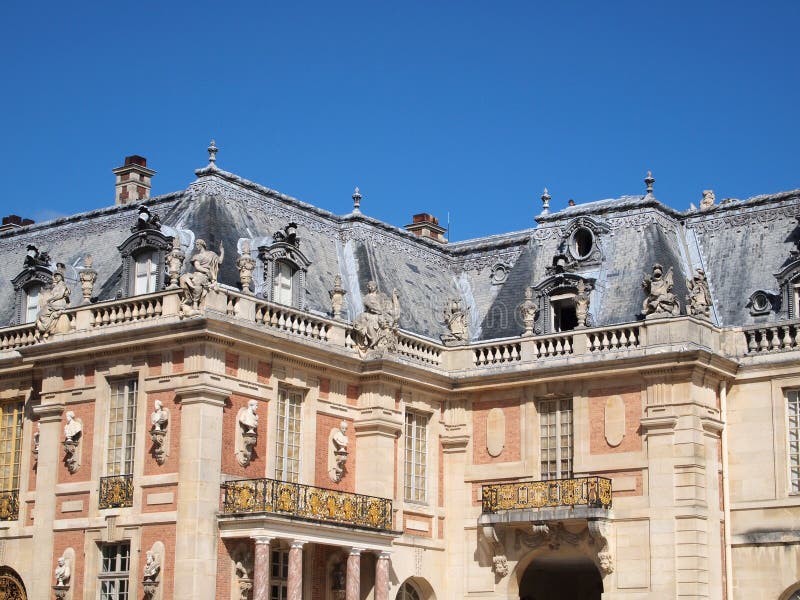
[0,147,797,599]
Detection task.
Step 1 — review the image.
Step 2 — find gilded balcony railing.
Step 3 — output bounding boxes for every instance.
[221,478,393,531]
[481,476,612,513]
[99,474,134,509]
[0,490,19,521]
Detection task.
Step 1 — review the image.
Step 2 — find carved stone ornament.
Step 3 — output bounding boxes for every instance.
[78,254,97,304]
[234,558,253,600]
[574,279,592,328]
[63,411,82,473]
[142,551,161,600]
[588,520,614,576]
[518,286,538,336]
[351,281,401,358]
[329,274,347,319]
[33,421,40,459]
[179,239,224,317]
[133,205,162,231]
[259,222,311,309]
[641,263,680,318]
[700,189,716,211]
[236,240,256,295]
[236,400,259,467]
[165,236,186,289]
[328,421,349,482]
[686,268,711,319]
[480,525,508,579]
[441,297,469,345]
[35,263,72,340]
[490,263,510,285]
[492,555,509,577]
[150,400,169,465]
[53,548,74,600]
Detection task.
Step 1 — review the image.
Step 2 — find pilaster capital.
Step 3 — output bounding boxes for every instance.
[251,535,274,546]
[377,550,392,561]
[348,547,364,557]
[32,402,65,423]
[290,540,307,550]
[174,384,228,407]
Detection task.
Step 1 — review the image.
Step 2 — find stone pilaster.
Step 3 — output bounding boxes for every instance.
[346,548,362,600]
[30,403,65,600]
[374,551,391,600]
[173,385,227,600]
[251,536,273,600]
[286,540,305,600]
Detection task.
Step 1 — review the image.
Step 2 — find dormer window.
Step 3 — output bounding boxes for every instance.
[24,284,41,323]
[117,206,172,297]
[134,250,159,295]
[273,261,295,305]
[259,223,311,310]
[11,245,53,325]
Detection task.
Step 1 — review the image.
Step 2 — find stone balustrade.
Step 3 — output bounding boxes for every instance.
[472,340,522,366]
[743,320,800,355]
[253,299,332,342]
[396,331,443,366]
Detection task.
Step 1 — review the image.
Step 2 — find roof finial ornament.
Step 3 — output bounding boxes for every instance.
[208,139,218,165]
[541,188,551,215]
[352,186,362,214]
[645,170,655,195]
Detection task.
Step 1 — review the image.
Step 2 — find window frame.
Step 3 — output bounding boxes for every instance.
[539,398,573,481]
[106,378,139,477]
[270,545,289,600]
[788,390,800,494]
[274,387,303,483]
[133,249,159,295]
[98,542,131,600]
[0,400,23,492]
[404,411,428,503]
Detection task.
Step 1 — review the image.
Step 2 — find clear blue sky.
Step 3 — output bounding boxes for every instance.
[2,1,798,241]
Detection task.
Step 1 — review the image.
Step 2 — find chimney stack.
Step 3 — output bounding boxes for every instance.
[113,155,155,205]
[0,215,35,232]
[405,213,448,244]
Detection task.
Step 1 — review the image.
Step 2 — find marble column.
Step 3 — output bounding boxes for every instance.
[252,536,273,600]
[375,551,391,600]
[287,540,306,600]
[346,547,362,600]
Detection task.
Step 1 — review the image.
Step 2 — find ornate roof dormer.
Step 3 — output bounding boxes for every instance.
[117,206,173,297]
[259,223,311,309]
[11,245,55,325]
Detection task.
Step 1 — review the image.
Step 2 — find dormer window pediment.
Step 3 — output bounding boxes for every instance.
[117,211,173,297]
[560,217,609,267]
[259,223,311,309]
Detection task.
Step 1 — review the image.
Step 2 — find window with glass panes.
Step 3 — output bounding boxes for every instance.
[270,546,289,600]
[0,401,23,491]
[789,390,800,493]
[24,284,40,323]
[107,379,138,476]
[404,411,428,502]
[539,398,573,480]
[134,250,159,295]
[274,388,302,482]
[396,582,422,600]
[273,261,294,305]
[99,543,130,600]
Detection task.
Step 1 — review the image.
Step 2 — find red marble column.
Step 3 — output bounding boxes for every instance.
[375,551,391,600]
[287,540,306,600]
[346,548,362,600]
[251,536,273,600]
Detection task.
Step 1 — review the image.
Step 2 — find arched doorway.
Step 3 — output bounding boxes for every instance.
[518,554,602,600]
[0,566,27,599]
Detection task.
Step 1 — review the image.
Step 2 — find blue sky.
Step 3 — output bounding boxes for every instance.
[1,1,798,241]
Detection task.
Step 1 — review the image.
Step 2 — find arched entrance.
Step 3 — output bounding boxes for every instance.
[518,554,602,600]
[0,566,27,599]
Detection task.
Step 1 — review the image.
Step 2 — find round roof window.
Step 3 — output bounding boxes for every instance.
[570,227,594,260]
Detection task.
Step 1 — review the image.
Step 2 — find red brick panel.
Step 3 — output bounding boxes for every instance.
[141,483,178,513]
[588,388,642,454]
[225,352,239,377]
[403,512,433,538]
[144,391,180,476]
[472,399,521,464]
[172,350,184,373]
[314,414,355,492]
[54,530,85,599]
[257,361,271,384]
[148,354,162,377]
[57,491,90,518]
[141,523,176,600]
[319,378,330,400]
[346,385,359,407]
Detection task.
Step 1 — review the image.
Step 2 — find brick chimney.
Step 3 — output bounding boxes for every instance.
[0,215,35,232]
[113,155,155,205]
[405,213,448,244]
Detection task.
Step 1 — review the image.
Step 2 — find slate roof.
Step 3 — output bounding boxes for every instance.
[1,161,798,341]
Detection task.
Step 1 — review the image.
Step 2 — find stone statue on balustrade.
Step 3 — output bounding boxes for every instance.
[165,237,186,289]
[236,240,256,295]
[35,264,71,340]
[352,280,401,357]
[179,239,224,317]
[441,297,469,345]
[641,263,680,318]
[686,268,711,319]
[518,286,539,336]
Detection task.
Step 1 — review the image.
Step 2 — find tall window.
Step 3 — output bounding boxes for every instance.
[133,250,159,295]
[396,581,422,600]
[107,379,138,476]
[539,399,573,480]
[0,401,23,491]
[270,546,289,600]
[274,388,302,482]
[99,543,130,600]
[273,262,294,305]
[789,391,800,493]
[24,285,40,323]
[404,412,428,503]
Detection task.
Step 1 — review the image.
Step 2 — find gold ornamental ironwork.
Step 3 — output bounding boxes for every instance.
[481,476,612,513]
[0,490,19,521]
[221,478,393,531]
[99,474,134,509]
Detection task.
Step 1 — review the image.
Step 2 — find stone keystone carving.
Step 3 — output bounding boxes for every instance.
[142,550,161,599]
[518,286,538,336]
[352,281,401,357]
[78,254,96,304]
[642,263,680,318]
[165,237,186,289]
[236,240,256,295]
[441,298,469,345]
[686,268,711,320]
[35,263,71,340]
[150,400,169,465]
[63,411,82,473]
[328,421,349,482]
[236,400,258,467]
[329,274,347,319]
[179,239,224,317]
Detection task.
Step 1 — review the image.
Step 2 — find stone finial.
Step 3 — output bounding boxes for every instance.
[645,171,655,195]
[236,241,256,295]
[79,254,97,304]
[575,279,591,328]
[329,274,347,319]
[541,188,551,215]
[518,286,538,336]
[352,187,362,213]
[208,139,218,164]
[700,189,715,211]
[165,237,186,289]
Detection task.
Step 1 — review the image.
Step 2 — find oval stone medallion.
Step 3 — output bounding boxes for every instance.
[486,407,506,457]
[604,394,626,447]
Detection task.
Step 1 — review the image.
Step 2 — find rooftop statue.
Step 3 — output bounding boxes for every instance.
[352,280,400,357]
[35,265,71,340]
[642,263,680,318]
[179,239,224,317]
[441,297,469,345]
[686,268,712,319]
